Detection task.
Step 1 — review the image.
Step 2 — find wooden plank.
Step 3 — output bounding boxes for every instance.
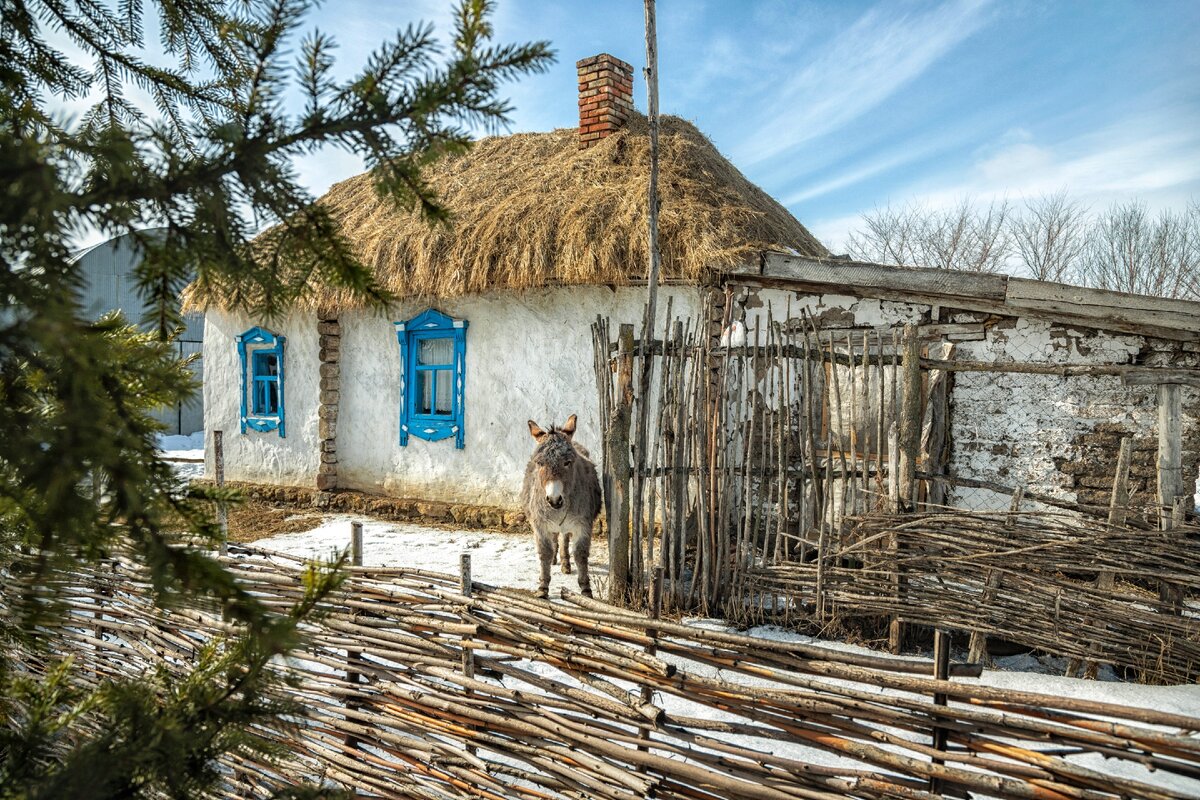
[1121,369,1200,389]
[740,254,1009,302]
[1007,277,1200,321]
[729,256,1200,342]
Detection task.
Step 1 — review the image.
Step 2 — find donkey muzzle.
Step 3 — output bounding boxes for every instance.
[545,480,564,509]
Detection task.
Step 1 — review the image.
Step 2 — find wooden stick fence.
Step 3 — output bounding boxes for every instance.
[592,305,1196,675]
[747,511,1200,682]
[11,538,1200,799]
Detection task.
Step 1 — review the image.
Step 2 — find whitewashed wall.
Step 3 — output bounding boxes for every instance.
[203,308,321,486]
[205,282,1196,515]
[204,286,703,507]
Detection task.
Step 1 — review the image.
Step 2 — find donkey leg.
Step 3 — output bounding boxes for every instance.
[533,527,554,599]
[560,530,572,573]
[572,529,592,598]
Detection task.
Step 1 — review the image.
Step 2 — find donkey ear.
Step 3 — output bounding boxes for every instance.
[528,420,547,440]
[561,414,577,438]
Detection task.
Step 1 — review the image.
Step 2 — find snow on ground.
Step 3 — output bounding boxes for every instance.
[256,515,610,597]
[157,431,205,480]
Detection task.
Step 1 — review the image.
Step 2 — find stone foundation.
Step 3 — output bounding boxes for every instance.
[203,480,541,533]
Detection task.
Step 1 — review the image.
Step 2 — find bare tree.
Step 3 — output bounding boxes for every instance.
[1080,201,1200,299]
[845,203,925,267]
[1011,191,1088,283]
[847,199,1012,273]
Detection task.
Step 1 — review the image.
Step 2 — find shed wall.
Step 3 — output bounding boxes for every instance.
[734,286,1199,515]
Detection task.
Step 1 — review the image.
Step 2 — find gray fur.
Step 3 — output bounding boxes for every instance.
[521,420,602,599]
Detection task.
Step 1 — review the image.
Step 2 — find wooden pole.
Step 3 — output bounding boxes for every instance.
[345,520,363,749]
[460,552,477,756]
[1102,436,1133,590]
[1158,383,1184,613]
[627,0,662,610]
[1157,383,1183,532]
[1072,438,1134,679]
[967,485,1023,665]
[607,325,635,602]
[897,325,922,512]
[929,629,951,794]
[638,565,663,768]
[214,430,227,555]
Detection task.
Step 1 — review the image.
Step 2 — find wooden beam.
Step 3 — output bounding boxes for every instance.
[727,254,1200,342]
[739,254,1009,302]
[1121,369,1200,389]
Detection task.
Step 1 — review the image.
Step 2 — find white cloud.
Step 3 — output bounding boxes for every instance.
[804,211,864,255]
[905,117,1200,212]
[735,0,996,165]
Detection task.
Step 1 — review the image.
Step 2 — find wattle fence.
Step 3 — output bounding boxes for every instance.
[17,543,1200,799]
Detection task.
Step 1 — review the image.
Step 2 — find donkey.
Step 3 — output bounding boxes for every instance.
[522,415,602,599]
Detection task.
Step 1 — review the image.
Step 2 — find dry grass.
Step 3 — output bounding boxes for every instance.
[185,113,826,311]
[225,499,324,543]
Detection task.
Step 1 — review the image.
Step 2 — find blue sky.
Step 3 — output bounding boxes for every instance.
[293,0,1200,253]
[51,1,1200,252]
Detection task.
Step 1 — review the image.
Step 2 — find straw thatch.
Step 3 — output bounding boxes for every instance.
[187,113,826,311]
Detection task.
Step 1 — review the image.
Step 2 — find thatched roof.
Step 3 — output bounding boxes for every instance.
[188,113,827,311]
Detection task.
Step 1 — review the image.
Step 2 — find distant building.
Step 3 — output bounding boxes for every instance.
[74,228,204,435]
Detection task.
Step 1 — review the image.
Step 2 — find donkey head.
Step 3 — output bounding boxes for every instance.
[527,415,579,510]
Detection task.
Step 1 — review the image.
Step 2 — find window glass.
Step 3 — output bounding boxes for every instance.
[435,370,452,414]
[254,351,279,376]
[415,368,454,416]
[418,337,453,366]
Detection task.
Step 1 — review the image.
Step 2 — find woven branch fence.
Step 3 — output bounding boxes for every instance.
[16,543,1200,799]
[593,306,1197,673]
[746,511,1200,682]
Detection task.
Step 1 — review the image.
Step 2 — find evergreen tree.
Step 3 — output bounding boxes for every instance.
[0,1,552,796]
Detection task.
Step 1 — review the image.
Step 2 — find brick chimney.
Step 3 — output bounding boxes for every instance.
[577,53,634,148]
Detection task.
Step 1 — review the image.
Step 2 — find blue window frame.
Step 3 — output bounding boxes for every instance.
[395,309,467,449]
[237,326,286,436]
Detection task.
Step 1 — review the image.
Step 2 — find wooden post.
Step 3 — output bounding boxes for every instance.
[459,553,474,679]
[460,552,477,756]
[929,629,951,794]
[607,324,635,603]
[1158,383,1183,531]
[1158,384,1184,612]
[890,325,921,656]
[350,520,363,568]
[968,485,1023,664]
[897,325,922,512]
[1072,437,1134,679]
[638,566,663,764]
[628,0,662,607]
[345,521,363,748]
[886,421,902,653]
[214,430,227,555]
[1101,436,1133,591]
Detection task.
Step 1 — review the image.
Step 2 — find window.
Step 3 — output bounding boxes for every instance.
[237,326,286,436]
[395,309,467,448]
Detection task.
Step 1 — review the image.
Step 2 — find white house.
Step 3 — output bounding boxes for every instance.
[189,53,1200,522]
